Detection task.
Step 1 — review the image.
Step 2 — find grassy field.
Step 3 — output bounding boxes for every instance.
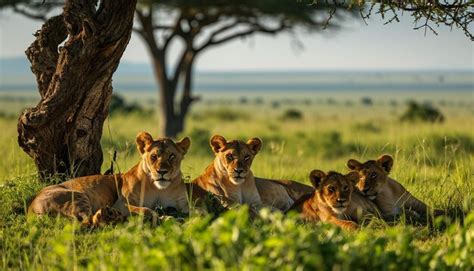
[1,92,473,270]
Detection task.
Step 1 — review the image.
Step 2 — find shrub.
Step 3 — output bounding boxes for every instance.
[212,108,248,121]
[400,101,445,123]
[109,94,149,115]
[239,97,249,104]
[281,109,303,121]
[361,97,373,106]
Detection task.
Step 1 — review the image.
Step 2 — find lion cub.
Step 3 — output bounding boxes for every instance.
[192,135,313,213]
[28,132,192,226]
[347,154,444,220]
[289,170,380,231]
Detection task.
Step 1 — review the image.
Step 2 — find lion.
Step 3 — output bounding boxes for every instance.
[192,135,314,214]
[28,132,194,226]
[289,170,380,231]
[347,154,444,220]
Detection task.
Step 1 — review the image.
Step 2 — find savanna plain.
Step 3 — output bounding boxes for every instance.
[0,90,473,270]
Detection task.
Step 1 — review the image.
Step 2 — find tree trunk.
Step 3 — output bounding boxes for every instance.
[135,10,199,138]
[149,51,197,138]
[17,0,137,181]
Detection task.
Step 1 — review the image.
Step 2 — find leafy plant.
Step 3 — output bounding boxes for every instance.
[400,101,445,123]
[281,109,303,120]
[109,94,150,115]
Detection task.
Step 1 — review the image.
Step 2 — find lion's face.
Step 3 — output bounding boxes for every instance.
[136,132,191,189]
[347,155,394,200]
[309,170,359,214]
[210,135,262,185]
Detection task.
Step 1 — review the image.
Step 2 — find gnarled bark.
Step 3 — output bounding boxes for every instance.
[18,0,137,181]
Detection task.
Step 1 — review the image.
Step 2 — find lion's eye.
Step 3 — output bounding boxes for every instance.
[150,154,157,162]
[169,154,175,161]
[244,155,251,161]
[226,154,233,161]
[370,172,378,179]
[344,186,349,191]
[328,186,335,193]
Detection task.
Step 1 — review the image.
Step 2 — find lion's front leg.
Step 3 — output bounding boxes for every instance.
[326,216,359,231]
[111,198,160,225]
[90,206,126,227]
[244,190,263,218]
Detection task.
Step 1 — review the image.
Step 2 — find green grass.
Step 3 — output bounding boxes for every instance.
[1,96,473,270]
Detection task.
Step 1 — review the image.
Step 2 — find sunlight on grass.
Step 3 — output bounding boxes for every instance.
[1,97,473,269]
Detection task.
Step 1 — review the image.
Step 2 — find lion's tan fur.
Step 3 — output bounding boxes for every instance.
[192,135,313,212]
[290,170,380,231]
[28,132,193,225]
[347,155,443,218]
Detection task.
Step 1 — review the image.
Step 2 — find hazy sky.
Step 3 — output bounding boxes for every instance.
[0,8,473,71]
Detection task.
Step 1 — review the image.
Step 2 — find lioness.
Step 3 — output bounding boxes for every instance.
[347,154,444,219]
[289,170,380,231]
[28,132,192,225]
[192,135,313,213]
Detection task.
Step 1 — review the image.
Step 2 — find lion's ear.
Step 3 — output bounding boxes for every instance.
[247,138,262,155]
[347,159,362,170]
[377,154,394,173]
[136,132,154,154]
[345,171,360,185]
[210,135,227,153]
[309,170,326,189]
[176,137,191,155]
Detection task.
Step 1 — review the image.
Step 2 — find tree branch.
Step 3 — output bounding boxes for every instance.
[135,7,164,56]
[11,4,47,21]
[361,0,473,40]
[163,12,184,50]
[197,21,288,52]
[204,19,242,43]
[171,47,194,90]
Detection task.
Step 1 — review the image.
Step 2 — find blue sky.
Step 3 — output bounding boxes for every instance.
[0,8,472,71]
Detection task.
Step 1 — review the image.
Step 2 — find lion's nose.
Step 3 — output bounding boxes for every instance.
[157,169,169,175]
[234,168,244,174]
[362,187,370,194]
[336,198,346,203]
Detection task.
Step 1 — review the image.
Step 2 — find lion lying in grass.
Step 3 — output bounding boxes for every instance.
[28,132,197,226]
[289,170,381,231]
[192,135,314,214]
[347,154,445,221]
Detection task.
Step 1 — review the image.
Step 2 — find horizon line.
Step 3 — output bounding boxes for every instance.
[0,56,472,73]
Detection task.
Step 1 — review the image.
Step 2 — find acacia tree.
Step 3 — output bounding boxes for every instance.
[2,1,355,137]
[132,0,356,137]
[1,1,472,179]
[3,1,473,138]
[13,0,136,180]
[136,0,473,136]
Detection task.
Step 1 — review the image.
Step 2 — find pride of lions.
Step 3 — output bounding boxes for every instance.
[28,132,444,230]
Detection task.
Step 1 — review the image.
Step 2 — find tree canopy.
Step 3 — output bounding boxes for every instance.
[2,1,472,40]
[359,0,473,40]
